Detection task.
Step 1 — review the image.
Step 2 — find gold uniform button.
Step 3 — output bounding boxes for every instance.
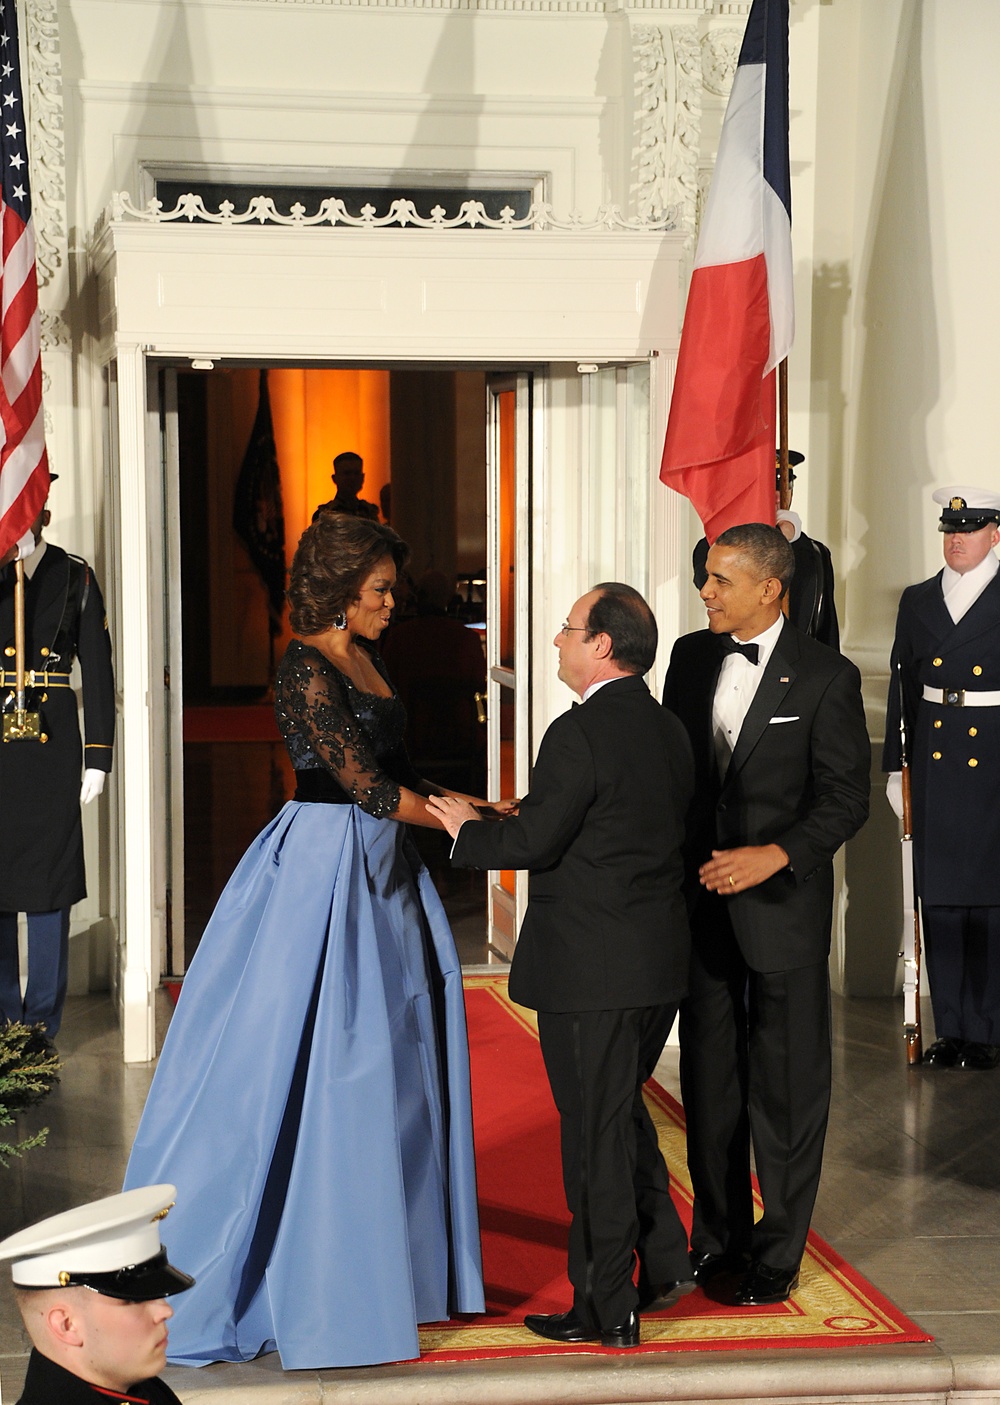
[973,666,983,676]
[39,733,48,744]
[969,758,979,767]
[933,751,942,760]
[39,646,49,657]
[3,646,13,657]
[934,719,942,729]
[970,727,978,737]
[933,657,943,667]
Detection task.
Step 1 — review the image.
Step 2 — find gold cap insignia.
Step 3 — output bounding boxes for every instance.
[150,1202,175,1223]
[950,496,966,510]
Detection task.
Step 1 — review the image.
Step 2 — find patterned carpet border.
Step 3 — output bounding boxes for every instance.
[418,973,932,1363]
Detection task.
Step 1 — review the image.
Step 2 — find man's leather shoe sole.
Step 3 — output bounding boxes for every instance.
[638,1277,697,1312]
[734,1262,799,1306]
[523,1307,640,1348]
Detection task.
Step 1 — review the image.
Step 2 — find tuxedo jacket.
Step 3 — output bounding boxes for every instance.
[883,569,1000,906]
[453,674,694,1013]
[662,620,870,973]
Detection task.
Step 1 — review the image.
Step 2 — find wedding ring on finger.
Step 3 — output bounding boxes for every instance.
[728,874,735,887]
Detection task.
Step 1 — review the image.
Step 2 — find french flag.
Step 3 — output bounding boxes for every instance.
[659,0,792,544]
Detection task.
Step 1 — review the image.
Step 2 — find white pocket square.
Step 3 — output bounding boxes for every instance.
[769,715,800,724]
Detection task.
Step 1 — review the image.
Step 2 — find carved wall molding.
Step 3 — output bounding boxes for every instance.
[39,307,70,349]
[702,25,742,97]
[22,0,66,290]
[632,25,671,221]
[667,24,701,245]
[104,191,678,232]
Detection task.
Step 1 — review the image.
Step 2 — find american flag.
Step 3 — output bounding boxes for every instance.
[0,0,48,560]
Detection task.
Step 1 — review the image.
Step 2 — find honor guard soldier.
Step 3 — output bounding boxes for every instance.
[0,485,115,1045]
[884,485,1000,1069]
[0,1186,194,1404]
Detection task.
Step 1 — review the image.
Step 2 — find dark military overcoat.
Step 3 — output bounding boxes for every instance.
[883,569,1000,906]
[0,544,115,911]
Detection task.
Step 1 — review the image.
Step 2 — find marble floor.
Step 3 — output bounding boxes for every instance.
[2,987,999,1404]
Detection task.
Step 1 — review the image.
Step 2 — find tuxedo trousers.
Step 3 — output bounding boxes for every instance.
[680,903,831,1272]
[537,1003,689,1330]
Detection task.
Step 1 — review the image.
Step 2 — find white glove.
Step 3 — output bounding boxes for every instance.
[80,768,106,805]
[885,771,903,819]
[776,509,802,543]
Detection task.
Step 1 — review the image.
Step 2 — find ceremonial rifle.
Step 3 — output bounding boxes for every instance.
[897,661,922,1065]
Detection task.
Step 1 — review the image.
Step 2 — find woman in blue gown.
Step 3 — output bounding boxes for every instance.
[124,514,486,1370]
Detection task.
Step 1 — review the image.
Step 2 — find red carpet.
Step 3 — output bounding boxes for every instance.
[418,974,932,1362]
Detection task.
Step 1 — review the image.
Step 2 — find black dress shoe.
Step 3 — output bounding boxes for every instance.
[922,1037,962,1067]
[959,1041,1000,1070]
[637,1276,697,1311]
[524,1308,595,1343]
[734,1261,799,1305]
[523,1307,640,1348]
[601,1308,640,1348]
[690,1249,750,1283]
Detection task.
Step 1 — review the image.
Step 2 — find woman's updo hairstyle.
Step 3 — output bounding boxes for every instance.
[288,512,408,636]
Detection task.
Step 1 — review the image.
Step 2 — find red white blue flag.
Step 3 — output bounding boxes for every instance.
[660,0,792,544]
[0,0,49,560]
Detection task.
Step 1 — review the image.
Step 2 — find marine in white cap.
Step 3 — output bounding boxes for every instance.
[884,485,1000,1069]
[0,1185,194,1405]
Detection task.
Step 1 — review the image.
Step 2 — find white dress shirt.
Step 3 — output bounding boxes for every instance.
[941,549,998,624]
[712,613,785,775]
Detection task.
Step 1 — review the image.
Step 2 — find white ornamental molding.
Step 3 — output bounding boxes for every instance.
[632,26,672,221]
[105,192,679,233]
[140,0,749,10]
[22,0,67,289]
[696,159,713,234]
[667,25,701,245]
[702,26,742,97]
[39,306,69,350]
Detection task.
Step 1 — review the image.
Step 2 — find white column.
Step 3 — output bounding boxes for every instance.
[114,344,157,1063]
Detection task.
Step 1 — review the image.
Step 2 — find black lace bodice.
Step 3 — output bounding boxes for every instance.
[274,638,422,818]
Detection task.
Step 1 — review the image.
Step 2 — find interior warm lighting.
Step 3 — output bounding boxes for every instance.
[268,368,391,650]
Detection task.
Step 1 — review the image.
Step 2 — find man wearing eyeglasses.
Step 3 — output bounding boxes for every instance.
[429,583,696,1349]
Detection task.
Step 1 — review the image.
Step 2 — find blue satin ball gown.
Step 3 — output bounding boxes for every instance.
[124,639,484,1369]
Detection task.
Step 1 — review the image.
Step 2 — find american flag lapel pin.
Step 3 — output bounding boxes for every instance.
[780,676,790,683]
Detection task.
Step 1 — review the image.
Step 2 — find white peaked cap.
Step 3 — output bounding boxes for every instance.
[0,1185,193,1298]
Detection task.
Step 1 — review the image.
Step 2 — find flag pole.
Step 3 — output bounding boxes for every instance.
[777,357,790,512]
[3,558,41,742]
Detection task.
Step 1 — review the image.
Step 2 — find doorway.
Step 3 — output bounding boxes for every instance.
[172,364,498,969]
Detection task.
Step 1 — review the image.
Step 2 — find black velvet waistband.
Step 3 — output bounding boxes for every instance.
[293,770,353,805]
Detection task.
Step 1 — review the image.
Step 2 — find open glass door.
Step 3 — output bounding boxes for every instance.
[486,375,532,960]
[159,370,185,975]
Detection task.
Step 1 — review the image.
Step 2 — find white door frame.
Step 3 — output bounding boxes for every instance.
[95,220,686,1061]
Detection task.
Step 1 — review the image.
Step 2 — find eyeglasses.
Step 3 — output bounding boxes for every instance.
[559,622,589,635]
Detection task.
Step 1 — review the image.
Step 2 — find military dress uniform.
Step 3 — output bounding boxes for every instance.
[16,1350,183,1405]
[884,488,1000,1068]
[0,542,115,1039]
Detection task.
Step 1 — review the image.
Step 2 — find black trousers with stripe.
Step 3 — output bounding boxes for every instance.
[536,1003,690,1330]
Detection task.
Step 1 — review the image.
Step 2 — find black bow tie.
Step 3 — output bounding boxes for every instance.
[720,636,760,666]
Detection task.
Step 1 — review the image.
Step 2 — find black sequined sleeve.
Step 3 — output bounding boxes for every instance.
[277,652,402,818]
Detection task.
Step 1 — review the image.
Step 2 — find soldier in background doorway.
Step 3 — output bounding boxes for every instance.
[0,484,115,1047]
[884,486,1000,1070]
[312,451,381,522]
[693,452,840,650]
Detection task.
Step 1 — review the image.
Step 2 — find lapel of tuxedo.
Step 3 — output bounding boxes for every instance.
[724,620,798,783]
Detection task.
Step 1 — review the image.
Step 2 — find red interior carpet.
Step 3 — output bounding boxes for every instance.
[418,974,932,1362]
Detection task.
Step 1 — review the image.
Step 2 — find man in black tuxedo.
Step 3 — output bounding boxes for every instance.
[429,584,695,1349]
[663,524,869,1306]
